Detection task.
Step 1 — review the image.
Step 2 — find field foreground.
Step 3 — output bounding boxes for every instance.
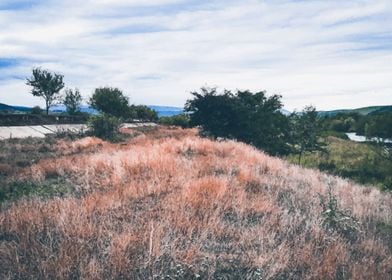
[0,127,391,279]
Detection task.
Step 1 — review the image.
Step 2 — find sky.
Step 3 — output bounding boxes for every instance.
[0,0,391,111]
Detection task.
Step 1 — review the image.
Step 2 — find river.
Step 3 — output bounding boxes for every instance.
[345,132,392,143]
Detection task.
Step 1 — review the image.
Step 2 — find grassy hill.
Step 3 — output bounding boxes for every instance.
[318,105,392,117]
[0,127,391,279]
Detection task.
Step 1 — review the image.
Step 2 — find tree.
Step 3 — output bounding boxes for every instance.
[88,113,121,140]
[89,87,129,118]
[26,68,65,115]
[364,112,392,142]
[63,88,82,115]
[290,106,326,164]
[129,105,158,122]
[30,106,43,115]
[185,87,291,155]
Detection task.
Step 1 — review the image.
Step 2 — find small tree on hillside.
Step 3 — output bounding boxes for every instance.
[26,68,65,115]
[290,106,326,164]
[89,87,129,118]
[185,87,291,155]
[63,88,83,115]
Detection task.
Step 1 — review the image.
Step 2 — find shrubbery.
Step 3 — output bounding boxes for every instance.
[159,114,190,128]
[30,106,43,115]
[185,87,291,156]
[88,114,121,140]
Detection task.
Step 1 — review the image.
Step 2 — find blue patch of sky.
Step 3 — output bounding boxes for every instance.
[323,13,391,29]
[108,24,171,35]
[347,32,392,52]
[0,58,19,68]
[0,75,25,82]
[136,75,162,81]
[0,0,40,11]
[89,0,223,19]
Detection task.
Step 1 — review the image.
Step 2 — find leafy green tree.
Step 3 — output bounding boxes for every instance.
[364,113,392,141]
[129,105,158,122]
[185,87,291,155]
[63,88,82,115]
[30,106,43,115]
[26,68,65,115]
[89,87,129,118]
[290,106,326,164]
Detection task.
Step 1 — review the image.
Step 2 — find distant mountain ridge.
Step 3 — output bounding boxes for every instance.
[318,105,392,117]
[0,103,32,113]
[0,103,184,117]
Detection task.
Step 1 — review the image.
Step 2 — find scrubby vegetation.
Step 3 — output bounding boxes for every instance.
[181,87,391,190]
[0,127,391,279]
[159,114,190,128]
[287,136,392,191]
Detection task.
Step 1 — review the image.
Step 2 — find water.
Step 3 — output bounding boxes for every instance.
[346,132,392,143]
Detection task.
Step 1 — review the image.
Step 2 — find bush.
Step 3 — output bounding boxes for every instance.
[88,114,121,140]
[30,106,43,115]
[319,184,360,239]
[159,114,190,128]
[129,105,158,122]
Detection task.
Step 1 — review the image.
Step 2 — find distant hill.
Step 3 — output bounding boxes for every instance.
[0,103,31,113]
[148,105,183,117]
[0,103,183,117]
[318,105,392,117]
[51,104,183,117]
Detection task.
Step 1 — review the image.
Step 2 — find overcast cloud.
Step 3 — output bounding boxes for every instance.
[0,0,391,110]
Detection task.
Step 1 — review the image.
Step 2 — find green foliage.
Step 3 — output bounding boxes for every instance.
[159,114,190,128]
[26,68,65,115]
[30,105,43,115]
[89,87,129,118]
[129,105,158,121]
[319,184,360,238]
[290,106,326,164]
[185,87,290,155]
[364,112,392,141]
[287,137,392,190]
[88,113,121,140]
[63,88,83,115]
[0,179,75,203]
[319,130,349,140]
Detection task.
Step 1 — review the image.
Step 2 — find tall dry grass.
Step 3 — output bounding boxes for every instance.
[0,127,391,279]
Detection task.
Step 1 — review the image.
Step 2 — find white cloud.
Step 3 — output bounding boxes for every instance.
[0,0,391,110]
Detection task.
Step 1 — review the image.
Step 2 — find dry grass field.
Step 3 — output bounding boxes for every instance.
[0,127,391,279]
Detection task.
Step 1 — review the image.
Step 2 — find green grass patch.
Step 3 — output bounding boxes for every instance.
[287,137,392,190]
[0,178,77,203]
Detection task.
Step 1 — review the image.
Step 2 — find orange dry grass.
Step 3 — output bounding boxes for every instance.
[1,127,391,279]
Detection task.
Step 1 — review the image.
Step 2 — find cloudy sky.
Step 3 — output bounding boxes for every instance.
[0,0,391,110]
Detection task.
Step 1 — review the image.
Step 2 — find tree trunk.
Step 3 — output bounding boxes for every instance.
[298,150,303,165]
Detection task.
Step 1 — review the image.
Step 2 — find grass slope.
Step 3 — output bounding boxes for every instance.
[0,128,391,279]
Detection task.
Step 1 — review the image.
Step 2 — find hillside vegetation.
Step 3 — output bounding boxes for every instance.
[0,127,391,279]
[287,136,392,190]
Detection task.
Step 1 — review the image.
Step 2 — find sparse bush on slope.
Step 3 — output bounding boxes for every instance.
[0,128,391,279]
[87,113,121,140]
